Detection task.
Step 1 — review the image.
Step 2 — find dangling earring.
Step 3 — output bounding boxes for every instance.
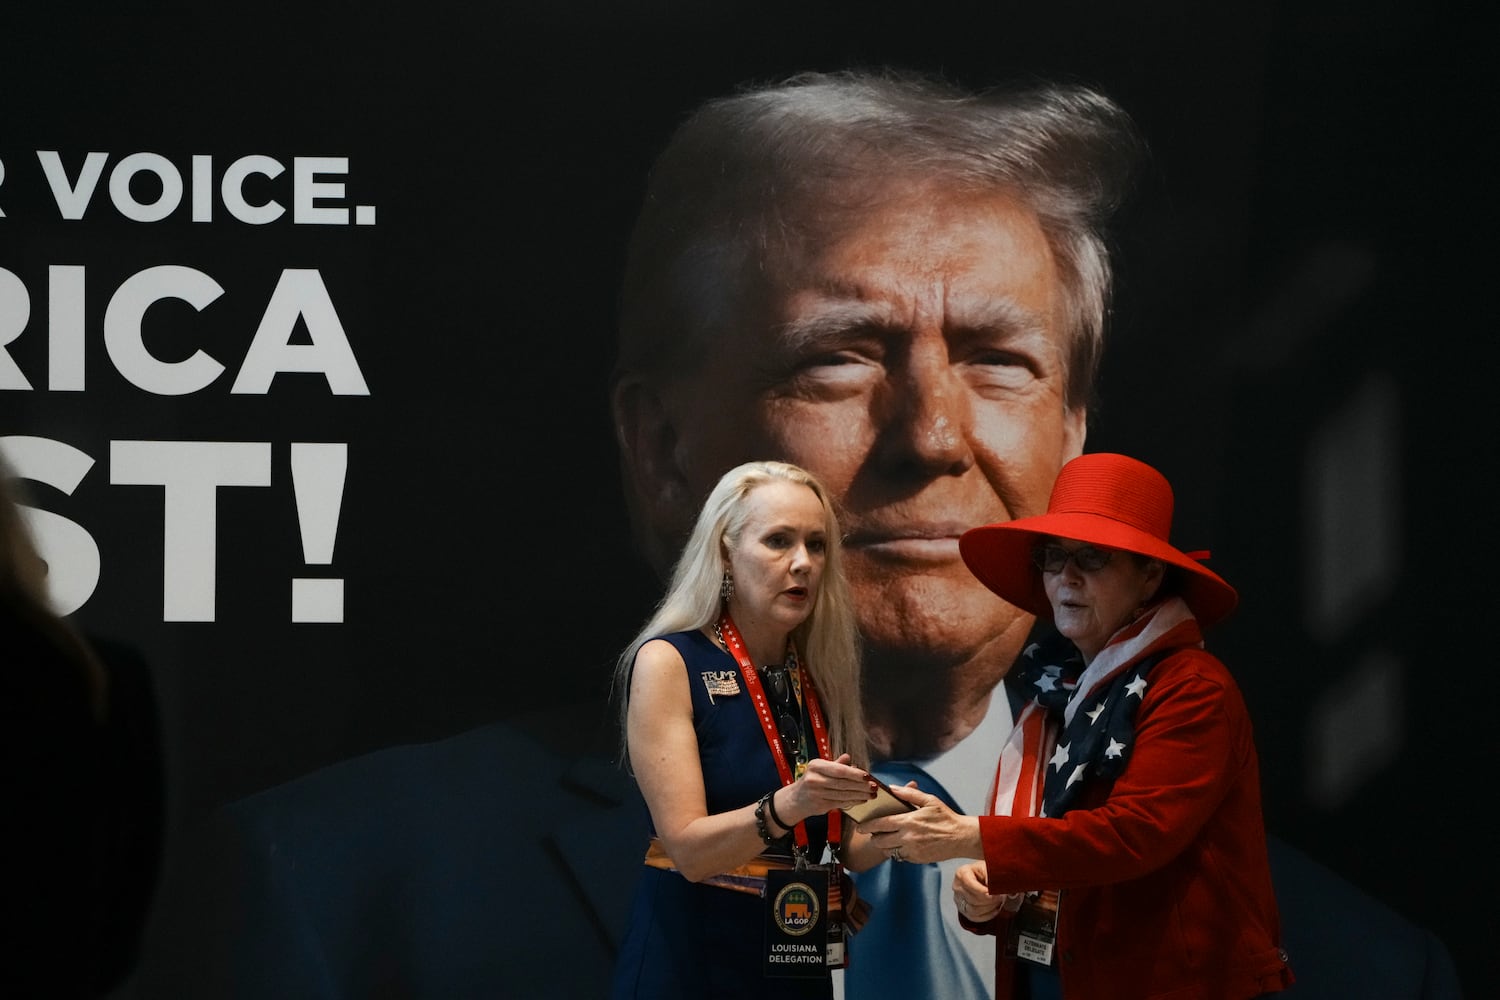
[721,572,734,602]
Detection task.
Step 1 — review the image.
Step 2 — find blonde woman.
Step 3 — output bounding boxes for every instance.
[610,460,888,998]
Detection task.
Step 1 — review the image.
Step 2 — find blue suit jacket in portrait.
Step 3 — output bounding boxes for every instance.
[134,719,1463,999]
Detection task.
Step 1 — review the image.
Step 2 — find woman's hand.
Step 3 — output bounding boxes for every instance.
[855,783,983,864]
[777,753,879,829]
[954,861,1021,923]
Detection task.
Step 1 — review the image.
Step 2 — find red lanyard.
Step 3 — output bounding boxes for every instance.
[716,615,842,853]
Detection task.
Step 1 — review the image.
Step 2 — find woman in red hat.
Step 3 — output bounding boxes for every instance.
[857,452,1294,1000]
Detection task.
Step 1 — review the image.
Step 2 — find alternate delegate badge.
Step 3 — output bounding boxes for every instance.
[1005,889,1060,967]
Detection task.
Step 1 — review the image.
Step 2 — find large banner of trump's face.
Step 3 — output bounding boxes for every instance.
[0,5,1478,998]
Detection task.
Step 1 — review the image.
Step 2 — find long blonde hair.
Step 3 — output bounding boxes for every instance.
[612,460,866,771]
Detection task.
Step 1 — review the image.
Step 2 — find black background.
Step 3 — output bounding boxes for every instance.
[3,3,1490,996]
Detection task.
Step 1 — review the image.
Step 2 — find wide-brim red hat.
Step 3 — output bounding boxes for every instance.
[958,453,1238,628]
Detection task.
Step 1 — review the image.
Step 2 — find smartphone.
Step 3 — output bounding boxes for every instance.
[841,774,918,824]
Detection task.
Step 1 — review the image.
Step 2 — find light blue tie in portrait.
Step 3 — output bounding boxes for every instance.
[844,760,987,998]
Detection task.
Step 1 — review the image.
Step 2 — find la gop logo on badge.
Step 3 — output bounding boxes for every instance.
[772,881,820,935]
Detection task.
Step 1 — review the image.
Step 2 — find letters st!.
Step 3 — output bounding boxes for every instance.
[1,149,377,625]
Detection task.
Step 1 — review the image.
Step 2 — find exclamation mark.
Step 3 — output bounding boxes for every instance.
[291,442,346,623]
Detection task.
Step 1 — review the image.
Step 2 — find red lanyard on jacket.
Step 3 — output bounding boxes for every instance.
[715,614,842,854]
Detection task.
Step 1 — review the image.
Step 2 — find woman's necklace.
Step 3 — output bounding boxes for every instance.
[713,620,792,668]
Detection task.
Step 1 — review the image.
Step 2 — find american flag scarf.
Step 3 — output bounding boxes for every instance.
[990,598,1198,818]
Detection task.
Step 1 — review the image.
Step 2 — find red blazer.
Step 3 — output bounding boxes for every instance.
[966,627,1294,1000]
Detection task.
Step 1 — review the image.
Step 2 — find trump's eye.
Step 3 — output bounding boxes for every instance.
[799,353,875,376]
[805,353,860,368]
[794,340,883,369]
[970,348,1030,367]
[962,347,1046,392]
[778,349,883,397]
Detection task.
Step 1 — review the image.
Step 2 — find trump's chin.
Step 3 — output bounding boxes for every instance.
[851,576,1028,675]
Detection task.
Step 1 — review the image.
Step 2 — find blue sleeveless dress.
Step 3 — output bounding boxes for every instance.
[609,629,834,999]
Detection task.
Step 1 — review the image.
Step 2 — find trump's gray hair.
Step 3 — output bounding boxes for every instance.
[616,67,1147,410]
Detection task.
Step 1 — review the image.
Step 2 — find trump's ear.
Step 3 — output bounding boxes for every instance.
[611,374,693,578]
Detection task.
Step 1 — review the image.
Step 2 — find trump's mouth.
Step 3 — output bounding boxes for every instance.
[842,521,976,565]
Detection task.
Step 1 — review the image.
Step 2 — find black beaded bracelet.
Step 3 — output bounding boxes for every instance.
[766,787,793,833]
[753,791,778,846]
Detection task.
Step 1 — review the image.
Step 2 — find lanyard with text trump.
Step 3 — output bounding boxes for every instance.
[716,614,842,858]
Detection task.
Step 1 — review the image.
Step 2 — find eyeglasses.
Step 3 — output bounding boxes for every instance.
[758,664,804,765]
[1032,543,1114,574]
